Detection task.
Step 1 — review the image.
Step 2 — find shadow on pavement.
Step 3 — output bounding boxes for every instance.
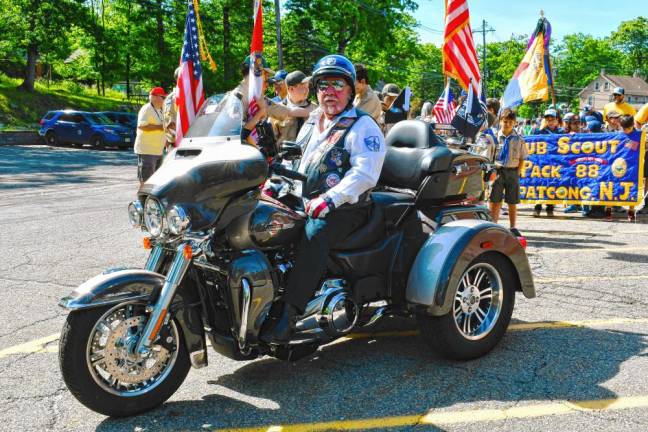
[0,145,134,190]
[96,319,646,431]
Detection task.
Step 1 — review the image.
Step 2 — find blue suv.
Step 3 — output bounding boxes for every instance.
[39,110,135,149]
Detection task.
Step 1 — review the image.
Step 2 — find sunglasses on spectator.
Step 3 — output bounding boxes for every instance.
[316,79,347,92]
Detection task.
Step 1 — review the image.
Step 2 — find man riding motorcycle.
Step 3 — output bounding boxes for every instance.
[261,54,386,342]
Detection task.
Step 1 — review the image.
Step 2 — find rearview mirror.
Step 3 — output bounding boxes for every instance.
[280,141,302,161]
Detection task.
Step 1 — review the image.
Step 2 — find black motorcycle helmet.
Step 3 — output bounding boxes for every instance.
[312,54,357,107]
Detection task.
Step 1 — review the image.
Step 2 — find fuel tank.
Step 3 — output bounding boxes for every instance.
[226,195,305,250]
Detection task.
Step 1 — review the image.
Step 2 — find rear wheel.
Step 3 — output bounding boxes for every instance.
[59,301,190,417]
[90,134,104,148]
[45,130,59,146]
[418,253,515,360]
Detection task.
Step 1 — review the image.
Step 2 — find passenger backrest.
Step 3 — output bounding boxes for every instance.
[385,120,445,149]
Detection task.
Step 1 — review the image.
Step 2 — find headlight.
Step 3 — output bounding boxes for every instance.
[127,201,144,228]
[144,197,165,237]
[166,205,191,235]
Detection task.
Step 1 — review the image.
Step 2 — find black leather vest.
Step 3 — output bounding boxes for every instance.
[296,111,371,203]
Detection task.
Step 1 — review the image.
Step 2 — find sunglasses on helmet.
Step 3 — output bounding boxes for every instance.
[316,79,347,92]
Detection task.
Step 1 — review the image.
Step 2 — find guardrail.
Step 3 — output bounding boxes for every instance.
[0,131,43,146]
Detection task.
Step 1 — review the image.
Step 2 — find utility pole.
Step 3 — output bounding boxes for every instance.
[473,20,495,98]
[274,0,284,69]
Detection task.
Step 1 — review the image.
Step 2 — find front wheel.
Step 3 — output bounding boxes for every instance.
[418,253,516,360]
[59,301,190,417]
[90,134,104,148]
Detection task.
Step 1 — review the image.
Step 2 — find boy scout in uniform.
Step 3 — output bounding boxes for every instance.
[489,108,528,236]
[270,70,317,146]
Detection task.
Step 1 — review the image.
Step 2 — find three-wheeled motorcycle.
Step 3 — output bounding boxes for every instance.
[58,93,535,417]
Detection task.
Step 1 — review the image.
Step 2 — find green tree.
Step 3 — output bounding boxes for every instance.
[483,36,527,98]
[610,17,648,78]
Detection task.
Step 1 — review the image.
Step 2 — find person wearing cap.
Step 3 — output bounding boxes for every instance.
[353,63,382,122]
[235,56,311,143]
[269,69,288,103]
[380,83,401,134]
[134,87,167,187]
[581,104,603,124]
[605,110,622,131]
[563,113,582,134]
[260,54,385,343]
[270,70,317,145]
[603,87,636,122]
[530,109,563,216]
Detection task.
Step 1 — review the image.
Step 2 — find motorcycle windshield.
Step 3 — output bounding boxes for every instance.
[185,93,242,139]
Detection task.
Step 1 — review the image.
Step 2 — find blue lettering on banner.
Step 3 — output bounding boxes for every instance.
[519,131,646,206]
[364,136,381,152]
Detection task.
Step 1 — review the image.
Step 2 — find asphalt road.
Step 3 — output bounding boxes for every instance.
[1,144,648,432]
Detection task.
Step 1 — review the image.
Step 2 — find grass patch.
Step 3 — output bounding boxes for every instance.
[0,74,145,130]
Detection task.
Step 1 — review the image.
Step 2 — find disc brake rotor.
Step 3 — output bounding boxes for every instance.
[102,316,171,384]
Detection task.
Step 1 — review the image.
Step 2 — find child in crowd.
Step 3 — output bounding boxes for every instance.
[489,109,528,236]
[617,115,646,221]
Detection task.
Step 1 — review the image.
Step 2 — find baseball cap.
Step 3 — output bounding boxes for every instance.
[583,104,592,111]
[382,83,401,97]
[273,70,288,82]
[563,112,577,123]
[607,110,621,119]
[612,87,625,95]
[285,70,311,87]
[587,120,602,132]
[243,55,275,74]
[543,108,558,118]
[149,87,167,97]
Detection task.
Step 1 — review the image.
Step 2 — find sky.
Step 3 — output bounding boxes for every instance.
[415,0,640,46]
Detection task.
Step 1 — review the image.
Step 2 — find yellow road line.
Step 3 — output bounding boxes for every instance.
[536,275,648,283]
[3,317,648,359]
[0,333,59,358]
[530,246,648,255]
[214,395,648,431]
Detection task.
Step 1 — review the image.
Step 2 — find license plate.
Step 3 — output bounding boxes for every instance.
[124,138,131,143]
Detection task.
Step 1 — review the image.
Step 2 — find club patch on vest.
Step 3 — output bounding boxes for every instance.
[329,148,344,167]
[364,136,381,152]
[325,172,341,188]
[337,118,355,128]
[327,130,344,145]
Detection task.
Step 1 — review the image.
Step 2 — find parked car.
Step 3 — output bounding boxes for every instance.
[98,111,137,128]
[39,110,135,149]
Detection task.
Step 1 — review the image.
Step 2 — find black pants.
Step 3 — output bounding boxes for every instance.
[283,207,367,311]
[534,204,554,212]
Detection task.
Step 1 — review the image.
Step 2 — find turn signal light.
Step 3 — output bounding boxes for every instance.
[480,241,494,249]
[183,244,193,260]
[143,237,152,249]
[517,237,528,249]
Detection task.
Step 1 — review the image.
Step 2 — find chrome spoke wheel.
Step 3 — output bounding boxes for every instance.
[85,302,179,397]
[453,262,503,340]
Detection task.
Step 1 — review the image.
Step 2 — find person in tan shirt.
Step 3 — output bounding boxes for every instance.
[353,63,382,122]
[489,108,528,234]
[270,70,317,146]
[135,87,167,186]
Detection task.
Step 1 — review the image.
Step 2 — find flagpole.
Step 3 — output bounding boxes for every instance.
[540,10,557,106]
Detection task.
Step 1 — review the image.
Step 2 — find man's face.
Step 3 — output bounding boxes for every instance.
[316,76,351,117]
[614,94,624,103]
[288,82,309,103]
[382,94,397,111]
[354,79,366,94]
[274,81,286,96]
[501,117,515,134]
[151,94,164,108]
[545,116,558,129]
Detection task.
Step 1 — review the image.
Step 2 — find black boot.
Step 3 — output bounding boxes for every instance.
[260,302,300,344]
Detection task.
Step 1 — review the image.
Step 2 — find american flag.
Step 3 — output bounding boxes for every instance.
[442,0,481,93]
[175,0,205,146]
[433,83,457,124]
[247,0,264,145]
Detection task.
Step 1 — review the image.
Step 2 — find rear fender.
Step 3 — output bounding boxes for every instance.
[58,268,207,368]
[406,220,535,316]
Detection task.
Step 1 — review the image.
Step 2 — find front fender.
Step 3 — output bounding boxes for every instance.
[407,219,535,316]
[59,268,164,311]
[58,268,208,368]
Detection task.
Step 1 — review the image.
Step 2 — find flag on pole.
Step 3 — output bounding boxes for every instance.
[432,82,457,124]
[442,0,481,93]
[175,0,205,146]
[247,0,264,145]
[451,80,486,140]
[501,16,553,109]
